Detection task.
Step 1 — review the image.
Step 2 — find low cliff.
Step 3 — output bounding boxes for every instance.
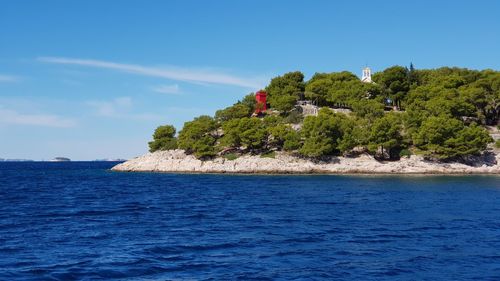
[112,150,500,174]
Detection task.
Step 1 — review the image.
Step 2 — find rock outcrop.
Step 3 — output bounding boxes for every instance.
[112,150,500,174]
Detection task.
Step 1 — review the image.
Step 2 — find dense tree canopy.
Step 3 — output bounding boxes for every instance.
[148,66,498,162]
[268,123,301,151]
[414,116,492,160]
[299,109,344,157]
[265,71,305,112]
[148,125,178,152]
[178,116,218,159]
[372,66,410,108]
[215,103,252,122]
[220,117,268,151]
[368,113,403,159]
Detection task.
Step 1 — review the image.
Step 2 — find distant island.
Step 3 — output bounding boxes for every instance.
[113,65,500,174]
[50,157,71,162]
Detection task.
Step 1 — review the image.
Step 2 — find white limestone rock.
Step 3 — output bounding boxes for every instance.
[111,150,500,174]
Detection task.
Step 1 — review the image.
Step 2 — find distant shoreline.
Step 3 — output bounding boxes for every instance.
[111,150,500,175]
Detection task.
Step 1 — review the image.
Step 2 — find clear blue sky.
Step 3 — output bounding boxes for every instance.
[1,0,499,160]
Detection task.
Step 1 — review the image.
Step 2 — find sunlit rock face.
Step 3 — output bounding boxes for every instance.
[112,149,500,174]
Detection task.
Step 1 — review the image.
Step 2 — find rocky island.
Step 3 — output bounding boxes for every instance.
[112,149,500,174]
[113,66,500,174]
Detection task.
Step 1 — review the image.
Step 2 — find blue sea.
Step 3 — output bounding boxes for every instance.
[1,162,500,280]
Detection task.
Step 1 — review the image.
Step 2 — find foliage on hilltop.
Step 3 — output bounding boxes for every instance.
[148,125,177,152]
[149,65,499,162]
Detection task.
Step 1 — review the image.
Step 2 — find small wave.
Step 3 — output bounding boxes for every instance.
[0,246,25,254]
[376,233,412,239]
[375,268,414,277]
[347,239,392,244]
[146,242,238,255]
[178,242,239,252]
[282,236,326,243]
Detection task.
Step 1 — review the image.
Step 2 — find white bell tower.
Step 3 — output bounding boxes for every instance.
[361,67,372,83]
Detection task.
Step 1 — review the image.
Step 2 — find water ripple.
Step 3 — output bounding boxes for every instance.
[1,162,500,280]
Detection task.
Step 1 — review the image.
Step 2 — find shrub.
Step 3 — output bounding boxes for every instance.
[399,149,412,158]
[495,140,500,149]
[224,153,238,161]
[284,110,304,124]
[260,151,276,159]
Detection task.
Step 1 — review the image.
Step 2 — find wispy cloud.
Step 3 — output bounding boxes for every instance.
[86,97,133,117]
[38,56,263,88]
[152,84,180,95]
[0,108,76,127]
[0,74,20,83]
[85,97,163,121]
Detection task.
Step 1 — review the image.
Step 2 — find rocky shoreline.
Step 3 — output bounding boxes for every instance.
[112,149,500,174]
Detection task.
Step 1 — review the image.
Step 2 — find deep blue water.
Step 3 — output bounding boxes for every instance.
[1,162,500,280]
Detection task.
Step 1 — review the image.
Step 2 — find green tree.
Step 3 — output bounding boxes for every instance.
[304,72,359,106]
[284,110,304,124]
[240,93,257,112]
[262,115,284,127]
[299,108,343,157]
[219,118,240,149]
[351,99,385,120]
[461,72,500,125]
[414,116,492,159]
[148,125,178,152]
[305,77,332,106]
[215,103,252,122]
[408,62,417,85]
[325,75,371,107]
[337,117,370,154]
[414,116,463,159]
[220,117,268,151]
[147,66,500,163]
[283,130,302,151]
[177,116,218,158]
[266,71,305,112]
[268,124,302,151]
[425,95,475,118]
[372,65,410,108]
[368,113,403,159]
[238,118,268,150]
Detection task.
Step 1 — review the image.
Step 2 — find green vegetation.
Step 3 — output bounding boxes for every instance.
[299,109,344,157]
[149,66,499,162]
[266,71,305,112]
[495,140,500,149]
[220,117,268,151]
[260,151,276,159]
[414,116,492,159]
[399,149,412,158]
[224,153,239,161]
[177,116,218,159]
[148,125,178,152]
[268,123,301,151]
[368,113,403,159]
